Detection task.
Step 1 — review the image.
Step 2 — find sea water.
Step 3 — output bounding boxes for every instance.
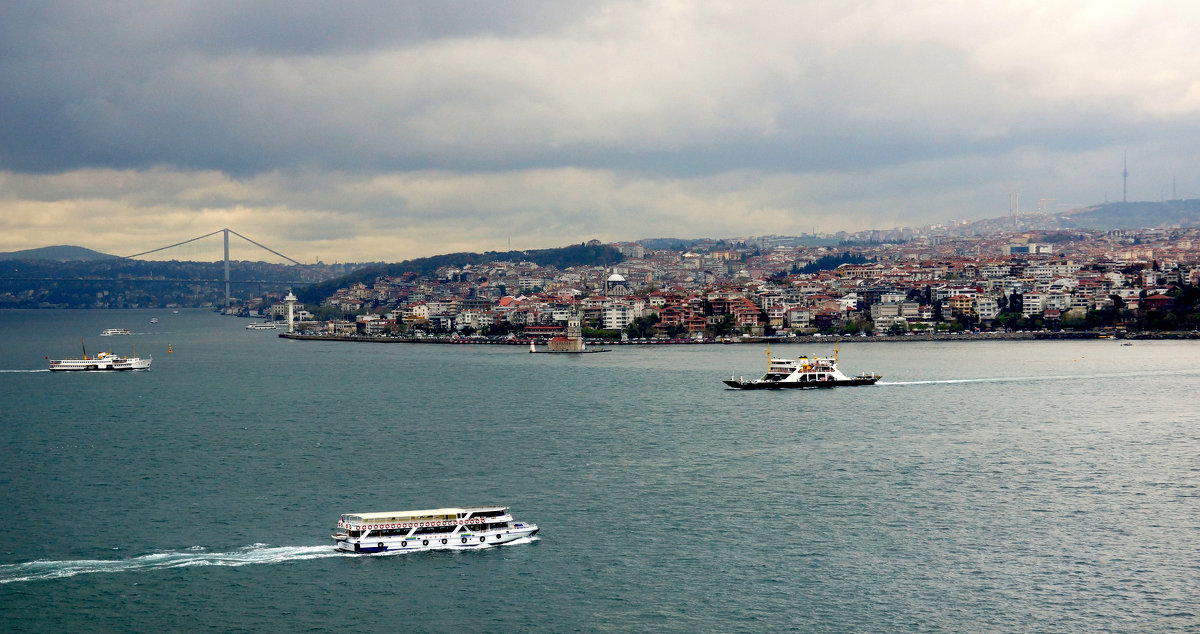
[1,309,1198,631]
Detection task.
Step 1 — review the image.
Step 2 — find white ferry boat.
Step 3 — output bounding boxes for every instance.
[100,328,131,336]
[48,351,152,372]
[245,322,277,330]
[723,344,880,390]
[333,505,538,553]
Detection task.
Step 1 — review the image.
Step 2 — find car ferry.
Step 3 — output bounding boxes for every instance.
[723,344,880,390]
[332,505,538,553]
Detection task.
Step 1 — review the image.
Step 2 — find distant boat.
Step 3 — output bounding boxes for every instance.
[100,328,131,336]
[246,322,277,330]
[172,310,179,314]
[150,318,159,324]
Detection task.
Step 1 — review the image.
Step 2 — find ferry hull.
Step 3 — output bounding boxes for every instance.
[48,358,152,372]
[334,526,538,553]
[723,376,880,390]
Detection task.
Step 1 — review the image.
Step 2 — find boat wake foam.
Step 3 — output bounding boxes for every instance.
[879,376,1050,386]
[0,536,542,582]
[0,544,342,584]
[0,369,50,373]
[879,369,1198,387]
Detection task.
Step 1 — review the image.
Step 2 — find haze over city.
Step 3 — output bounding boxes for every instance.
[3,1,1198,263]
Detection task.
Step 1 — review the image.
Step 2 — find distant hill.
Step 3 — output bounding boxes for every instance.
[967,199,1200,232]
[1060,200,1200,229]
[0,245,117,261]
[295,242,624,304]
[637,238,695,251]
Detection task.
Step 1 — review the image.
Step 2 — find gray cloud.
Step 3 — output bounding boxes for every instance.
[2,1,1198,260]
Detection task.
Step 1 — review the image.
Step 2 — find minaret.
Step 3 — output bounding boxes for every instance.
[284,290,298,333]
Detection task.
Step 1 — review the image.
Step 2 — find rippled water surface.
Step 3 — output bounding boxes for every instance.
[1,310,1198,631]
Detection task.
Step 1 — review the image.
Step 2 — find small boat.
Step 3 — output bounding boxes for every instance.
[245,322,277,330]
[332,506,538,553]
[100,328,131,336]
[150,318,159,324]
[723,344,880,390]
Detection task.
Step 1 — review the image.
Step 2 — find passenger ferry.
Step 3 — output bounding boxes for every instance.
[723,344,881,390]
[245,322,277,330]
[332,505,538,553]
[100,328,131,336]
[48,350,152,372]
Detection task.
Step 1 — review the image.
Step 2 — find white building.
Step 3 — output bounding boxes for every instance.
[603,301,635,330]
[1022,293,1044,317]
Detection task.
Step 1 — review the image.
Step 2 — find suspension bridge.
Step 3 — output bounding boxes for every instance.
[4,228,319,307]
[120,228,308,306]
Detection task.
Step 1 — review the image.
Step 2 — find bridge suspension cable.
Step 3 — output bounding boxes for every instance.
[227,229,304,266]
[120,228,304,265]
[121,230,225,259]
[119,228,307,306]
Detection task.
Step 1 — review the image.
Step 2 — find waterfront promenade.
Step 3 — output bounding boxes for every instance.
[278,330,1199,345]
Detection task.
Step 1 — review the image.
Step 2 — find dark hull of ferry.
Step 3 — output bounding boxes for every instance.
[723,377,881,390]
[49,366,140,371]
[337,527,539,553]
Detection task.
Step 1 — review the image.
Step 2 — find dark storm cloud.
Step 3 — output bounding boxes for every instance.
[4,0,1192,180]
[2,1,1199,261]
[0,0,592,172]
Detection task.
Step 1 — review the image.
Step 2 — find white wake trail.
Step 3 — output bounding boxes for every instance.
[0,544,343,584]
[878,368,1199,387]
[0,536,541,583]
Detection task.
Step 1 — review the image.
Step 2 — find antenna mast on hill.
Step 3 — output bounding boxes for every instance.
[1123,152,1128,203]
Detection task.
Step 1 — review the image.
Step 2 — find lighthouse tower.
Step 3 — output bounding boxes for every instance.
[284,290,298,333]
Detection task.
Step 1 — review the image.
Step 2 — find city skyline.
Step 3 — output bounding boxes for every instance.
[3,1,1199,262]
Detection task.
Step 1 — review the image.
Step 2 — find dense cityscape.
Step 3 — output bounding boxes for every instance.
[244,226,1200,340]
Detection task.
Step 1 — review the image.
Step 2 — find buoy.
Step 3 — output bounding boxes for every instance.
[168,344,173,353]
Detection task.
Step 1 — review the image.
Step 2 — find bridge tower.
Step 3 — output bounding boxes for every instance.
[224,228,231,306]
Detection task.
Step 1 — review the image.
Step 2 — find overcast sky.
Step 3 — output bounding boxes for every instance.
[2,1,1198,263]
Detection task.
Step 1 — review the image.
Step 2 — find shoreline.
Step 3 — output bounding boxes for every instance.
[278,331,1200,345]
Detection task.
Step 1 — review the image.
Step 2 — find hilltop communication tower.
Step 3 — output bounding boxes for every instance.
[1123,152,1128,203]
